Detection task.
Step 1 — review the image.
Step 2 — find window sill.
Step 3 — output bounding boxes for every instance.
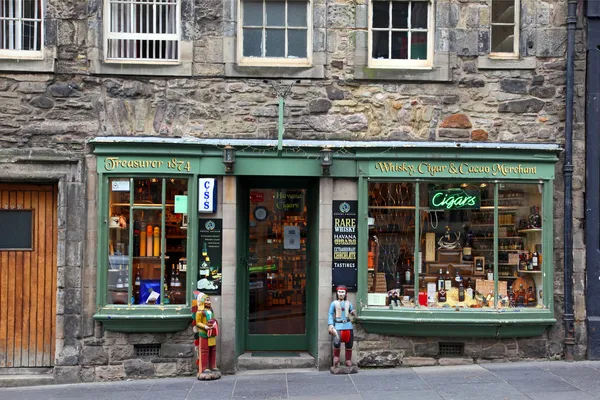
[94,307,192,332]
[224,62,325,79]
[354,52,451,82]
[477,56,536,70]
[0,47,55,72]
[358,307,555,338]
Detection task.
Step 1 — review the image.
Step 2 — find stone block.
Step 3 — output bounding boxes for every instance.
[389,337,412,349]
[440,113,472,128]
[81,345,108,366]
[450,30,478,56]
[177,358,197,375]
[471,129,489,141]
[327,4,354,29]
[155,362,178,377]
[308,99,332,114]
[438,128,471,139]
[436,2,459,28]
[17,82,48,93]
[529,86,555,98]
[64,288,82,315]
[54,366,81,384]
[56,345,80,366]
[326,85,345,101]
[438,358,474,366]
[498,98,545,113]
[161,343,194,358]
[358,340,390,351]
[500,79,529,94]
[402,357,437,367]
[357,350,402,367]
[95,365,126,381]
[518,339,548,358]
[80,367,95,383]
[536,28,567,57]
[124,359,155,377]
[63,315,81,341]
[30,96,55,109]
[414,342,439,357]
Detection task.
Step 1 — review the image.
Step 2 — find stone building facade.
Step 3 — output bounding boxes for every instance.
[0,0,588,384]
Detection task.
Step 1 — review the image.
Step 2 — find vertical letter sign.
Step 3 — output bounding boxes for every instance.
[332,200,358,291]
[199,178,217,213]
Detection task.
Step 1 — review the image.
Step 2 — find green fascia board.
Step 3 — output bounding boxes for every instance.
[359,308,555,338]
[94,308,192,333]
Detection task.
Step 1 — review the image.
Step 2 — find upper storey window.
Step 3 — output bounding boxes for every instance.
[105,0,180,62]
[490,0,519,58]
[0,0,43,58]
[368,0,433,68]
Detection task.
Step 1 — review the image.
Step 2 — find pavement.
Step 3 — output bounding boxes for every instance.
[2,361,600,400]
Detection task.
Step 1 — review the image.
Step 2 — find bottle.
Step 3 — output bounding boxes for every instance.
[527,252,533,271]
[438,286,447,303]
[153,226,160,257]
[534,206,542,228]
[116,265,124,289]
[458,277,465,302]
[146,224,153,257]
[487,265,494,281]
[437,269,444,291]
[124,270,129,288]
[462,229,473,262]
[395,271,401,288]
[133,221,140,256]
[140,222,147,257]
[170,264,175,288]
[475,257,483,272]
[405,263,412,285]
[202,241,208,258]
[418,276,427,306]
[532,251,539,270]
[133,268,141,304]
[444,269,452,291]
[164,283,170,305]
[466,278,474,299]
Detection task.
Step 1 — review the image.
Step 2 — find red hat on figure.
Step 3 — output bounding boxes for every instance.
[336,285,347,291]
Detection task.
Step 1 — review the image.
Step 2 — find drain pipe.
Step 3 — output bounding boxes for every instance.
[563,0,577,362]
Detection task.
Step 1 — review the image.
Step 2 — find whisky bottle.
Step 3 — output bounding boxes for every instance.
[133,221,140,257]
[444,269,452,290]
[532,251,539,270]
[202,241,208,258]
[418,276,428,306]
[438,286,447,303]
[466,278,474,299]
[200,257,210,277]
[486,265,494,281]
[527,252,533,271]
[405,261,412,285]
[458,277,465,302]
[437,269,444,291]
[475,257,484,272]
[116,265,124,289]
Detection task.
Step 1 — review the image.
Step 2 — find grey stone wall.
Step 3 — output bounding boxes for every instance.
[0,0,587,381]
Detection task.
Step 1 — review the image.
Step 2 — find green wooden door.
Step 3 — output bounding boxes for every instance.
[239,178,318,351]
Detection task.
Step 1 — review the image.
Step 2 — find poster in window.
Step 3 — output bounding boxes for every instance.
[332,200,358,292]
[198,218,223,295]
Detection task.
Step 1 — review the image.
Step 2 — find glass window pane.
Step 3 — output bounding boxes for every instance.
[391,1,408,29]
[391,31,407,59]
[165,179,188,305]
[107,178,132,305]
[411,2,428,29]
[500,183,544,309]
[415,183,496,310]
[266,1,285,26]
[288,29,307,58]
[372,1,389,29]
[367,182,416,308]
[243,28,263,57]
[372,30,389,59]
[287,2,307,27]
[411,31,427,59]
[243,1,263,26]
[134,178,162,205]
[0,210,33,250]
[265,28,285,57]
[131,208,162,305]
[492,0,515,23]
[491,24,515,53]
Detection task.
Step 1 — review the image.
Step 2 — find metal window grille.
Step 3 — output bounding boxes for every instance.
[439,342,464,358]
[106,0,180,61]
[134,344,161,357]
[0,0,43,52]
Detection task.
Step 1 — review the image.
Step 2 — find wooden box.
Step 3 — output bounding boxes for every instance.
[476,279,508,297]
[438,249,461,263]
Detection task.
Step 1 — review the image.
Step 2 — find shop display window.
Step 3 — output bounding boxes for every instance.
[367,181,544,310]
[107,177,189,306]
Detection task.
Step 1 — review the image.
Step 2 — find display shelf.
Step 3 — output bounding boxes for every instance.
[471,224,515,227]
[498,262,518,265]
[499,276,518,280]
[478,206,520,211]
[518,229,542,233]
[518,270,542,274]
[476,237,523,240]
[475,249,524,253]
[368,206,415,210]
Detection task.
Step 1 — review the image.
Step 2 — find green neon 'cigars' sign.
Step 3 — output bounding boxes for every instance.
[429,189,480,210]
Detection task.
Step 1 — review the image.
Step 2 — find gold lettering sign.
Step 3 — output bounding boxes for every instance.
[104,157,191,172]
[374,162,537,177]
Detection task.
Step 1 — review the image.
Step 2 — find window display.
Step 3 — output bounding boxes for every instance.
[107,177,188,306]
[367,181,544,310]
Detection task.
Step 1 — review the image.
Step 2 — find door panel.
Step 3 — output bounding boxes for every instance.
[246,188,309,350]
[0,184,57,367]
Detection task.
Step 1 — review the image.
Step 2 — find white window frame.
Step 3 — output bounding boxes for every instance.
[103,0,182,64]
[367,0,433,69]
[489,0,520,59]
[0,0,44,59]
[237,0,313,67]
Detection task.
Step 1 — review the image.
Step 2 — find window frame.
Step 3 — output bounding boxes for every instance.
[367,0,434,69]
[237,0,313,67]
[102,0,182,64]
[0,0,44,59]
[489,0,520,59]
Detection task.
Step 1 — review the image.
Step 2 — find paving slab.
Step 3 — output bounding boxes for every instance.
[359,389,443,400]
[351,369,431,392]
[435,382,529,400]
[286,373,359,397]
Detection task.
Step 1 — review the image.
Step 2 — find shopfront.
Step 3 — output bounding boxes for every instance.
[92,138,560,372]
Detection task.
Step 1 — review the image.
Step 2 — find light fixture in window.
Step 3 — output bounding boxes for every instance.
[320,148,333,175]
[461,183,468,188]
[480,183,487,188]
[223,145,236,173]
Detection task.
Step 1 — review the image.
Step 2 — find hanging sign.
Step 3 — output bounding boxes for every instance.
[332,200,358,292]
[198,219,223,295]
[429,189,480,210]
[199,178,217,213]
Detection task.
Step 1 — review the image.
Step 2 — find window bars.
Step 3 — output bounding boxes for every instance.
[0,0,43,53]
[106,0,180,61]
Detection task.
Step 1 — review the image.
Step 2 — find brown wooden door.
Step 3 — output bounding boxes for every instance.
[0,183,57,367]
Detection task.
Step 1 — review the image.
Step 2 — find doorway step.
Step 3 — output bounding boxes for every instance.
[0,368,54,388]
[236,352,316,371]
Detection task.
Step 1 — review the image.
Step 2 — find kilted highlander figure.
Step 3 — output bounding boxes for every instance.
[193,291,221,380]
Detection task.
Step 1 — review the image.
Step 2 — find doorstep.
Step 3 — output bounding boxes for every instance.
[236,352,316,371]
[0,368,54,388]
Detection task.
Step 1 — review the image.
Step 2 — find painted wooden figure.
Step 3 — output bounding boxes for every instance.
[193,291,221,380]
[328,285,358,374]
